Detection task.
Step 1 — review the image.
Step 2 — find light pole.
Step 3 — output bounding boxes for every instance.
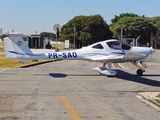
[121,27,123,41]
[150,33,153,47]
[74,26,76,49]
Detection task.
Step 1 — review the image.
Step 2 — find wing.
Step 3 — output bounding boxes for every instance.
[123,52,146,59]
[85,52,125,61]
[84,52,146,62]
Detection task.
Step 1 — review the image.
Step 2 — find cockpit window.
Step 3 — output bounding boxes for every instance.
[106,40,131,50]
[121,42,131,50]
[107,41,121,50]
[92,43,104,49]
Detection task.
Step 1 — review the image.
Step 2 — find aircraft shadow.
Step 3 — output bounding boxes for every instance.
[49,70,160,87]
[49,73,67,78]
[115,69,160,87]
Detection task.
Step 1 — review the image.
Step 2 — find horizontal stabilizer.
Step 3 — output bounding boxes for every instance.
[18,59,32,62]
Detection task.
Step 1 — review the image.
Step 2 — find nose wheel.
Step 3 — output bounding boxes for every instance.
[131,61,145,76]
[136,69,143,76]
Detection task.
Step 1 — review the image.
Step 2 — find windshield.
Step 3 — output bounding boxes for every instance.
[106,40,131,50]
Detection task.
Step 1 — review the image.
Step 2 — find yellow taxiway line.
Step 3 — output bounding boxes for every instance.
[59,94,81,120]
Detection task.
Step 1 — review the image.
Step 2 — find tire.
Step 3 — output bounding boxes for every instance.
[107,75,115,77]
[137,69,143,76]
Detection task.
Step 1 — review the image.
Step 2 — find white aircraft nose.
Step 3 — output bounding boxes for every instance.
[150,47,156,54]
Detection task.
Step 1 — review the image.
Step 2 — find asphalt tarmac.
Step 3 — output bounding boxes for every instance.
[0,51,160,120]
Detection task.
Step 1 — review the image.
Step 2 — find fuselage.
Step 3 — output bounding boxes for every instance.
[26,39,155,63]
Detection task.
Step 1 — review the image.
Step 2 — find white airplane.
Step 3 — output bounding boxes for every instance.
[4,33,156,76]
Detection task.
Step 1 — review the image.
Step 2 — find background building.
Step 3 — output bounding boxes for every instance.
[0,28,2,35]
[28,34,43,49]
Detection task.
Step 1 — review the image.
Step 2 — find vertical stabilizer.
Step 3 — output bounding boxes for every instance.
[4,33,33,59]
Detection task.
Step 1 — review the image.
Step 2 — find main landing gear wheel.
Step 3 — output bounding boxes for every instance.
[136,69,143,76]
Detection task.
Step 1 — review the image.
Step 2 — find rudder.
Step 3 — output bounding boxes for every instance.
[4,33,33,59]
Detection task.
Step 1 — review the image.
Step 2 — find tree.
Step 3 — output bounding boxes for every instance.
[148,16,160,48]
[0,34,7,40]
[110,13,145,39]
[110,12,142,24]
[110,16,157,46]
[60,14,113,48]
[40,32,56,40]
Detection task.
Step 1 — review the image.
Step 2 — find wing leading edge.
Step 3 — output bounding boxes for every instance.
[85,52,125,61]
[85,52,146,62]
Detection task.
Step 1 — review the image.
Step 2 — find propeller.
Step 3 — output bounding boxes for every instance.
[149,33,156,65]
[150,47,153,63]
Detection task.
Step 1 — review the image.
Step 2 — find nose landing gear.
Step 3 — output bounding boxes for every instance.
[132,61,145,76]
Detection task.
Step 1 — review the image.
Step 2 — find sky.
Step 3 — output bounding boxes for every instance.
[0,0,160,35]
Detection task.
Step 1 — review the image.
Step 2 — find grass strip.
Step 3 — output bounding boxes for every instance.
[155,94,160,104]
[156,94,160,98]
[0,54,51,68]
